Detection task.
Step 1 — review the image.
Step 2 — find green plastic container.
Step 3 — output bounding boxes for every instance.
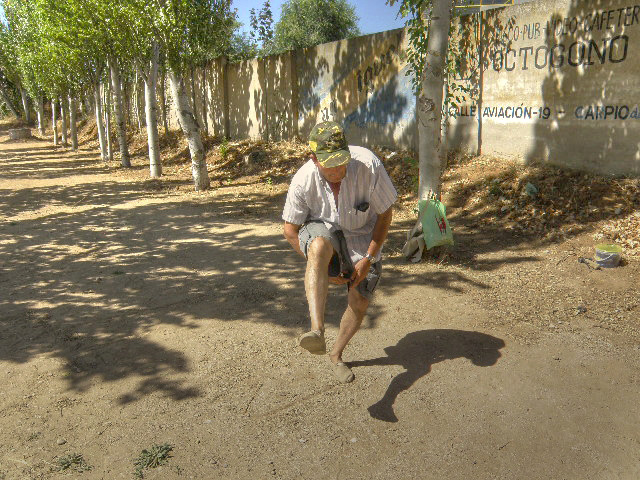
[595,244,622,268]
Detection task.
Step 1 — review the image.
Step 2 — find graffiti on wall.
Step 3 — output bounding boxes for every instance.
[491,3,640,71]
[453,104,554,120]
[356,45,401,94]
[491,35,628,70]
[299,31,415,138]
[344,63,414,129]
[454,103,640,121]
[449,2,640,127]
[320,100,338,122]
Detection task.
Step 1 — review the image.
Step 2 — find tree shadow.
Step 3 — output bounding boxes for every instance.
[446,9,516,155]
[0,143,507,405]
[349,329,505,422]
[227,58,262,140]
[0,156,106,181]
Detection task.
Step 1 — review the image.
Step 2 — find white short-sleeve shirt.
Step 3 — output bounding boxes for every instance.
[282,146,398,263]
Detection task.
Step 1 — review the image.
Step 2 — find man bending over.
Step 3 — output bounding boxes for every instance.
[282,121,397,383]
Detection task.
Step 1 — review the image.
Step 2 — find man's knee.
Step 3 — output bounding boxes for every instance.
[307,236,334,263]
[348,287,369,314]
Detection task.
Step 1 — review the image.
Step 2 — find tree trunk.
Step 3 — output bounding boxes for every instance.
[190,67,197,120]
[52,98,59,146]
[124,82,131,128]
[0,85,20,118]
[417,0,452,200]
[133,73,140,132]
[160,72,169,135]
[476,11,485,156]
[60,97,69,146]
[82,95,90,116]
[87,93,95,115]
[134,73,145,131]
[37,95,45,135]
[109,57,131,167]
[168,70,210,190]
[104,82,113,162]
[69,95,78,151]
[93,82,108,162]
[139,76,146,128]
[20,89,31,124]
[199,69,208,135]
[144,43,162,177]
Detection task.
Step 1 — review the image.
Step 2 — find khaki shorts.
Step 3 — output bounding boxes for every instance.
[298,221,382,300]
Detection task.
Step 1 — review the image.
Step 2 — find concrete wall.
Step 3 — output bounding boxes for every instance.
[296,28,416,148]
[265,52,297,141]
[204,58,227,138]
[448,0,640,176]
[227,58,266,140]
[160,28,417,149]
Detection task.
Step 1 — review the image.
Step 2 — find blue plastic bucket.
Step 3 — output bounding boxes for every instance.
[595,244,622,268]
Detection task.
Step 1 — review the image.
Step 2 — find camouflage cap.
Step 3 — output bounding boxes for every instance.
[308,121,351,168]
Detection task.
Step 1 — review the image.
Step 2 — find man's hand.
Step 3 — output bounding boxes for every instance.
[329,275,350,285]
[350,257,371,288]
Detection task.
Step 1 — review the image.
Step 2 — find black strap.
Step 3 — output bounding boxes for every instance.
[334,229,354,278]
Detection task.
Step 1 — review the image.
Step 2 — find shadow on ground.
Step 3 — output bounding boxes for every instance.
[350,329,505,422]
[1,129,613,408]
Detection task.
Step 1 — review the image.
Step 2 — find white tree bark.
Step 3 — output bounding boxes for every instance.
[139,78,146,128]
[69,95,78,151]
[190,67,198,126]
[60,97,69,146]
[37,96,45,135]
[124,82,131,128]
[93,82,108,162]
[52,98,59,146]
[20,88,31,124]
[134,73,144,132]
[169,70,210,190]
[0,85,20,118]
[417,0,452,200]
[144,42,162,177]
[160,72,169,135]
[109,57,131,167]
[103,82,113,162]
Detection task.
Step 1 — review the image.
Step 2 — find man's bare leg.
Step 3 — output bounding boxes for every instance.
[329,287,369,367]
[300,237,334,353]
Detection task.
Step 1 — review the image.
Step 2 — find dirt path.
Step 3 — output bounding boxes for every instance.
[1,129,639,480]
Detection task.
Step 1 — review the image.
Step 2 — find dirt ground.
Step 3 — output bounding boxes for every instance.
[1,120,639,480]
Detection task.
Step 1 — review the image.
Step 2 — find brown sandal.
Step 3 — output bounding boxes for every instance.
[299,330,326,355]
[331,360,354,383]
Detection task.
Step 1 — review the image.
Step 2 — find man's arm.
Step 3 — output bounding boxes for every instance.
[351,206,393,287]
[283,222,304,258]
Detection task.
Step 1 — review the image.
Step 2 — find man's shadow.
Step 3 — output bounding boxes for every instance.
[349,329,506,422]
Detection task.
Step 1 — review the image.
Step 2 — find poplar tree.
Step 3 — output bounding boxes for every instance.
[389,0,454,200]
[143,0,236,190]
[20,0,112,158]
[0,21,31,122]
[3,0,82,142]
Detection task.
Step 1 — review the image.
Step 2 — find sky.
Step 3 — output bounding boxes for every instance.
[232,0,408,37]
[1,1,531,32]
[0,2,405,31]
